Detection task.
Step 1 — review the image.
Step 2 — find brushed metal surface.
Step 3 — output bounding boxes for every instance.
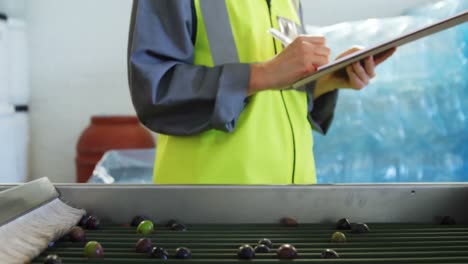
[1,182,467,224]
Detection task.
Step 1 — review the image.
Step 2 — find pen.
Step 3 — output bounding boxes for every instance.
[267,28,292,46]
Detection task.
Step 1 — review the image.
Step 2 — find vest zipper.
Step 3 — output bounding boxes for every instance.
[266,0,297,183]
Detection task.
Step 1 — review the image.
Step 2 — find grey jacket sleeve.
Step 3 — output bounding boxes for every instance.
[127,0,250,136]
[299,3,339,135]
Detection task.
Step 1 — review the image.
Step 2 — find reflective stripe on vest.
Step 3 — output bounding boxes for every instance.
[199,0,239,65]
[154,0,316,185]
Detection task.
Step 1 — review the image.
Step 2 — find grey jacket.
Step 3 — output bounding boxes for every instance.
[128,0,338,136]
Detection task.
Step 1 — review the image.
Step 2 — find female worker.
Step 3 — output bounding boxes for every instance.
[127,0,395,184]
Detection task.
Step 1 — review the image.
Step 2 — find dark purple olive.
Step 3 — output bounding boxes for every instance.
[48,241,56,248]
[131,215,152,227]
[254,244,270,253]
[174,247,192,259]
[351,223,370,234]
[44,254,62,264]
[150,246,169,259]
[237,244,255,259]
[321,249,340,259]
[69,226,86,242]
[257,238,273,249]
[135,238,152,253]
[277,244,298,259]
[440,216,456,225]
[171,223,187,231]
[336,218,352,230]
[166,219,178,227]
[280,217,298,227]
[85,216,100,230]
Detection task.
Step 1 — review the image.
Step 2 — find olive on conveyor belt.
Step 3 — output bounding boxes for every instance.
[84,241,104,258]
[175,247,192,259]
[84,215,100,230]
[68,226,86,242]
[43,254,62,264]
[166,219,178,227]
[258,238,273,249]
[351,223,370,233]
[150,246,169,259]
[331,231,347,243]
[277,244,298,259]
[321,249,340,259]
[440,216,456,225]
[137,220,154,234]
[171,223,187,231]
[336,218,352,230]
[254,244,270,253]
[78,214,88,227]
[135,238,153,253]
[237,244,255,259]
[280,217,298,227]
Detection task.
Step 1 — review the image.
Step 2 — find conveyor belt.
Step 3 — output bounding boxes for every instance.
[32,223,468,263]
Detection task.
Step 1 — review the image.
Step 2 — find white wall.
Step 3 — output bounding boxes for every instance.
[27,0,135,183]
[1,0,438,183]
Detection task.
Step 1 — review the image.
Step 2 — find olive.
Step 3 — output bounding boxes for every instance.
[257,238,273,249]
[175,247,192,259]
[43,254,62,264]
[254,244,270,253]
[336,218,352,230]
[280,217,298,227]
[237,244,255,259]
[166,219,178,227]
[277,244,298,259]
[331,231,347,243]
[84,216,100,230]
[440,216,456,225]
[137,220,154,235]
[351,223,370,234]
[135,238,152,253]
[171,223,187,231]
[150,246,169,259]
[68,226,86,242]
[84,241,104,258]
[321,249,339,258]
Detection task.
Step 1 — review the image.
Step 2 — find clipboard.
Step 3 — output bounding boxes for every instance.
[292,10,468,89]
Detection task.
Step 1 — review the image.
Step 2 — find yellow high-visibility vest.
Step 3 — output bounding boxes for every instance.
[154,0,316,184]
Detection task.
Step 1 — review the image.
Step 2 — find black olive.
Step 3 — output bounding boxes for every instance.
[254,244,270,253]
[44,254,62,264]
[175,247,192,259]
[85,216,100,230]
[351,223,370,234]
[171,223,187,231]
[150,246,169,259]
[257,238,273,249]
[321,249,339,259]
[237,244,255,259]
[336,218,352,230]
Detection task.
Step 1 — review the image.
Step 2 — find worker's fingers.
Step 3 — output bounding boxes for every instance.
[363,56,376,78]
[374,47,397,66]
[352,62,370,85]
[295,35,326,45]
[346,65,366,90]
[301,42,330,58]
